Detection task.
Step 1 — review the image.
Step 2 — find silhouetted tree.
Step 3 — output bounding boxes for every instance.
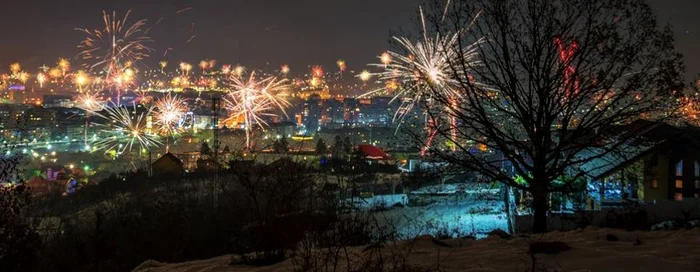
[412,0,685,233]
[273,136,289,154]
[200,142,212,157]
[316,138,328,156]
[332,135,344,158]
[343,136,353,154]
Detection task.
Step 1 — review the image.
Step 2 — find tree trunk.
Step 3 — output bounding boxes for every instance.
[532,182,549,233]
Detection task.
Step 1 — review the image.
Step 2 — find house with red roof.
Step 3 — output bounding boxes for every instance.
[357,144,394,164]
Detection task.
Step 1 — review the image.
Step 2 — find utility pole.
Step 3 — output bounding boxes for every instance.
[211,96,221,208]
[148,150,153,178]
[212,97,220,162]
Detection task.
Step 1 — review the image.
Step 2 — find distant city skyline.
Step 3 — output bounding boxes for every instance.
[0,0,420,75]
[0,0,698,78]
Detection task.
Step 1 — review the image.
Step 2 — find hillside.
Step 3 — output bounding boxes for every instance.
[133,227,700,272]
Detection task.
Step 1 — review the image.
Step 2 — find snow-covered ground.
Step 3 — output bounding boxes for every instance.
[375,200,509,239]
[133,228,700,272]
[345,194,409,210]
[411,183,499,195]
[345,190,510,239]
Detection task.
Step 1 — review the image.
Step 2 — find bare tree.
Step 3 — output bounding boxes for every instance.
[399,0,685,232]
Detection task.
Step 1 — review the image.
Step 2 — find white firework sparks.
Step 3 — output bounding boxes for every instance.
[76,10,153,105]
[75,91,104,113]
[93,103,161,154]
[365,6,485,154]
[223,71,291,149]
[76,10,153,73]
[154,93,187,135]
[367,8,484,122]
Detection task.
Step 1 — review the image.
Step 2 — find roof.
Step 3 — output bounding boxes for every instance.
[153,153,184,168]
[358,144,392,160]
[25,176,54,194]
[579,120,699,179]
[579,144,654,180]
[153,153,185,176]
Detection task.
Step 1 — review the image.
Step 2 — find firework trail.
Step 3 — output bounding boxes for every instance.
[177,7,193,14]
[76,91,104,149]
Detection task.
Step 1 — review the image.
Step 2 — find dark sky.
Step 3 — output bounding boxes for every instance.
[0,0,698,77]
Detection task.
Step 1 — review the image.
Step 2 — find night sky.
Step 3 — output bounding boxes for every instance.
[0,0,698,77]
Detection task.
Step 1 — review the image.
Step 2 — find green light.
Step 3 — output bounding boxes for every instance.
[84,165,90,171]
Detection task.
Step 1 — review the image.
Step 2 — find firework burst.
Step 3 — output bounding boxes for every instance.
[76,91,104,113]
[93,103,161,155]
[369,8,484,121]
[368,7,485,154]
[36,73,46,88]
[233,65,245,77]
[58,58,70,75]
[223,71,291,149]
[280,64,290,75]
[311,65,324,78]
[222,64,231,74]
[76,91,104,149]
[154,93,187,135]
[10,63,20,74]
[358,70,371,82]
[154,93,187,152]
[77,10,153,105]
[76,10,153,72]
[337,59,347,74]
[74,70,89,91]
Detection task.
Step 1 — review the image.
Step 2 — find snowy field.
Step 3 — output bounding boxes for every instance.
[374,199,510,239]
[343,189,510,239]
[134,228,700,272]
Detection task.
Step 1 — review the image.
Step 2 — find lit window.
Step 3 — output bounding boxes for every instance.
[651,179,659,189]
[696,161,700,177]
[676,160,684,176]
[676,179,683,189]
[675,193,683,201]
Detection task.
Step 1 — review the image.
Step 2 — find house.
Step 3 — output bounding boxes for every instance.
[176,151,200,171]
[152,153,185,177]
[25,176,59,196]
[196,158,221,172]
[357,144,394,165]
[581,120,700,209]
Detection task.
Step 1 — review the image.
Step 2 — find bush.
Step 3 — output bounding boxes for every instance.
[0,185,41,272]
[604,204,649,231]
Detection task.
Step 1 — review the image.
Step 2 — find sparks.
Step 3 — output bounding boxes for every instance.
[76,91,104,113]
[337,59,347,73]
[58,58,70,75]
[380,52,392,67]
[368,7,485,154]
[10,63,21,74]
[311,65,324,78]
[234,65,245,77]
[154,93,187,152]
[223,71,291,149]
[359,70,371,82]
[280,64,290,75]
[36,73,46,88]
[93,103,161,154]
[77,10,153,105]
